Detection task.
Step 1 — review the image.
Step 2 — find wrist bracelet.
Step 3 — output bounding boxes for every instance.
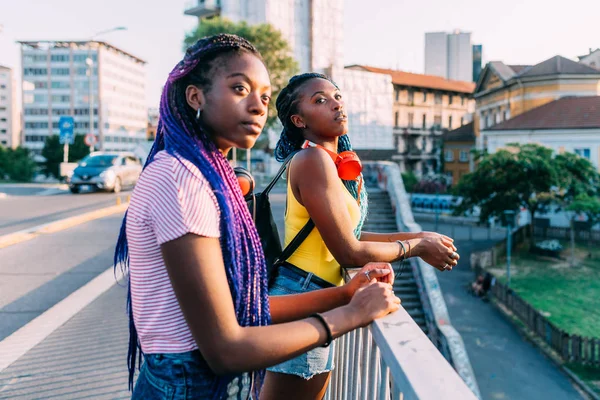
[396,240,407,261]
[310,313,333,347]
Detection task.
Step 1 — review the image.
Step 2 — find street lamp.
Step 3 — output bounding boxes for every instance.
[503,209,516,288]
[86,27,127,152]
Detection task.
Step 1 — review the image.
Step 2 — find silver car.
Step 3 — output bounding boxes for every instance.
[69,152,142,194]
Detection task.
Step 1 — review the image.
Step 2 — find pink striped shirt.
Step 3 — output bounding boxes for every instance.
[126,151,220,354]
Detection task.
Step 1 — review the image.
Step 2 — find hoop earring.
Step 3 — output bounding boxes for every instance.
[196,108,202,121]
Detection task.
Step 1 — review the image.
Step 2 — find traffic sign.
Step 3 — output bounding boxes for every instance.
[58,116,75,145]
[84,133,97,147]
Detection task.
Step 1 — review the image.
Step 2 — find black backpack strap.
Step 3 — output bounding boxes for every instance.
[275,219,315,266]
[262,151,298,196]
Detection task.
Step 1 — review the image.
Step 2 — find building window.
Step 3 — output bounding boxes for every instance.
[423,92,427,102]
[394,111,399,127]
[448,95,453,105]
[460,116,464,126]
[408,90,414,103]
[408,113,414,128]
[434,93,442,105]
[448,116,453,129]
[461,96,465,106]
[574,148,591,160]
[422,114,427,129]
[445,150,454,162]
[445,171,453,182]
[459,150,469,162]
[395,89,400,102]
[433,115,442,129]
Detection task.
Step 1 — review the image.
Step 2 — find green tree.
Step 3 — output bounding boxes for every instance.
[401,171,418,192]
[42,135,90,178]
[0,146,37,182]
[184,17,299,149]
[453,143,557,249]
[568,194,600,228]
[553,153,600,264]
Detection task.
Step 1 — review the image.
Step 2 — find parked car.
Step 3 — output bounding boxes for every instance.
[69,152,142,194]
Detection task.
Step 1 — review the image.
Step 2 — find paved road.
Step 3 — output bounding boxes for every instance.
[0,185,130,236]
[418,219,584,400]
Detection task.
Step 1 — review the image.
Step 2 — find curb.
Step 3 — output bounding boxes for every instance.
[490,299,599,400]
[0,201,129,250]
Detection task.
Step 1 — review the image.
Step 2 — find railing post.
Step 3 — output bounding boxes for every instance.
[368,335,380,399]
[360,328,372,400]
[378,357,391,400]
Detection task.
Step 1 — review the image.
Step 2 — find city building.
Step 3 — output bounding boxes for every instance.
[19,40,147,155]
[147,107,159,141]
[184,0,343,73]
[474,55,600,147]
[472,44,482,83]
[425,31,473,82]
[442,122,475,185]
[481,96,600,171]
[578,48,600,69]
[346,65,475,177]
[185,0,395,169]
[0,65,18,148]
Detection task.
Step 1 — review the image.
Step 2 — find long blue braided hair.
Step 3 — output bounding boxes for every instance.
[274,73,368,235]
[114,34,271,398]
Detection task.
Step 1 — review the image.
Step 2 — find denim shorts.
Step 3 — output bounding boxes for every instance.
[267,264,336,380]
[132,351,252,399]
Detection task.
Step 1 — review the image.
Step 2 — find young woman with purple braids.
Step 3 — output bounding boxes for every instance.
[114,34,400,399]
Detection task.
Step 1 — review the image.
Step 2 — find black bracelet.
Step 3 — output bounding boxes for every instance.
[310,313,333,347]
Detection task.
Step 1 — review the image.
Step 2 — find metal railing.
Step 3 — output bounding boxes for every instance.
[325,306,478,399]
[358,161,482,399]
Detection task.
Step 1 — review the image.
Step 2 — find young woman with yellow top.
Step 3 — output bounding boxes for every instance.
[261,73,460,400]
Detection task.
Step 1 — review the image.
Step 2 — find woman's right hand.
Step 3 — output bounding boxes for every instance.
[412,236,459,272]
[346,281,401,327]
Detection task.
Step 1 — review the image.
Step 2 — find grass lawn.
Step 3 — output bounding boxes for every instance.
[489,240,600,338]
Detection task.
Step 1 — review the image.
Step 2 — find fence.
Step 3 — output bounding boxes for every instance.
[471,250,600,367]
[534,225,600,244]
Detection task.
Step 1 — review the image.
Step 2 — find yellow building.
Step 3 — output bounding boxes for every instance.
[442,122,475,185]
[473,55,600,146]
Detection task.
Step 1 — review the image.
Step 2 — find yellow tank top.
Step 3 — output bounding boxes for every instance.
[284,161,361,286]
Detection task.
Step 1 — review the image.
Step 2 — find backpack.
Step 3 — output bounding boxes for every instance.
[244,152,314,282]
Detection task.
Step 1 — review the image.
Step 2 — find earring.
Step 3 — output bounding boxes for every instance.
[196,108,202,121]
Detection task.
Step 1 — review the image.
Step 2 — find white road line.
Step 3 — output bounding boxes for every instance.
[0,266,123,373]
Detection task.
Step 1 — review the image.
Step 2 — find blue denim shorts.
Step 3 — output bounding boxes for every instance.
[132,351,252,399]
[267,264,336,380]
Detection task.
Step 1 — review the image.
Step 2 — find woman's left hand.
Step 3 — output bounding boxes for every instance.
[417,231,456,252]
[344,262,395,300]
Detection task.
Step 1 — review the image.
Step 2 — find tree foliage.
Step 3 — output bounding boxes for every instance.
[42,135,90,178]
[0,146,37,182]
[184,17,299,149]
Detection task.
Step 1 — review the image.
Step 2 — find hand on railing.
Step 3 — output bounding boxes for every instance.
[412,234,460,272]
[343,262,395,299]
[346,279,401,328]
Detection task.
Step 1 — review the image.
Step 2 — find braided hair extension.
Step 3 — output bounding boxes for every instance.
[274,73,368,235]
[114,34,270,398]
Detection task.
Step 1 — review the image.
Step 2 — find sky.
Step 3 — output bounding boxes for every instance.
[1,0,599,108]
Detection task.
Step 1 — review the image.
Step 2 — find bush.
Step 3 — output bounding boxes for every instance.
[401,171,418,192]
[0,146,37,182]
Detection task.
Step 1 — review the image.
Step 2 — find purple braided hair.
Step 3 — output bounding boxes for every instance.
[114,34,271,399]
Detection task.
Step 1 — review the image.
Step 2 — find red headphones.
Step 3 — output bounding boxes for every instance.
[302,140,363,203]
[234,166,255,200]
[302,140,362,180]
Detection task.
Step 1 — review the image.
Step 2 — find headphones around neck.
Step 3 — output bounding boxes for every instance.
[302,140,362,181]
[234,166,255,200]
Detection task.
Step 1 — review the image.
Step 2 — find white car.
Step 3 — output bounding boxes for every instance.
[69,152,143,193]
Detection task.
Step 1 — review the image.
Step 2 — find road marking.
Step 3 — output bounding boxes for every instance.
[0,202,128,249]
[0,266,122,373]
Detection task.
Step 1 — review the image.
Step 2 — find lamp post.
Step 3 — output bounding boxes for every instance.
[86,27,127,152]
[503,209,516,289]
